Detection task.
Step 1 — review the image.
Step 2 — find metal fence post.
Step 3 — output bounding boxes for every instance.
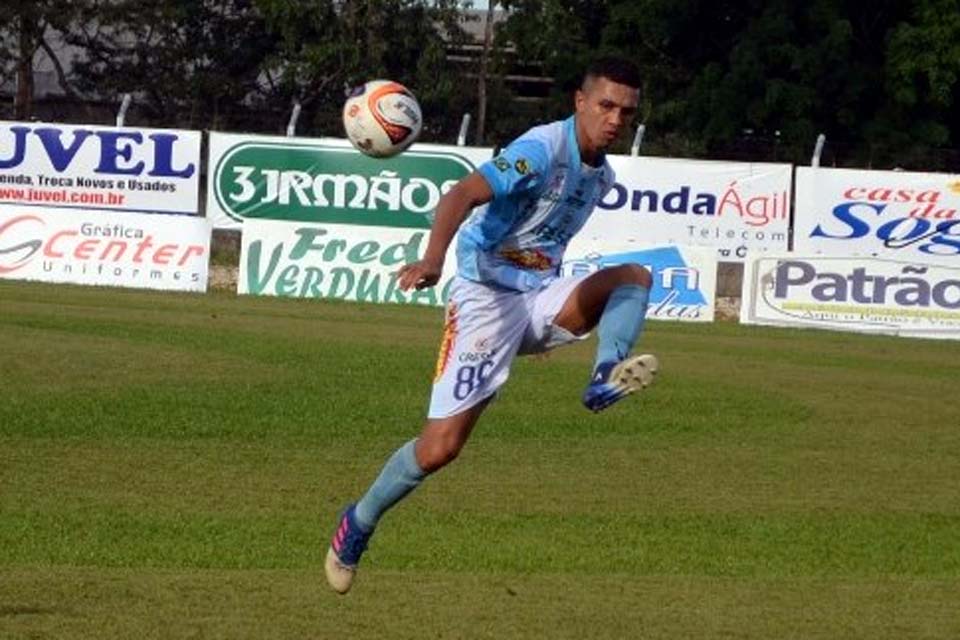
[115,94,132,127]
[457,113,472,146]
[631,124,646,156]
[286,101,302,137]
[811,133,826,167]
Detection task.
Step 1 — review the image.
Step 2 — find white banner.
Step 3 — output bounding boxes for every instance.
[564,238,716,322]
[794,166,960,266]
[581,156,792,261]
[0,205,210,291]
[207,133,493,230]
[240,218,717,321]
[740,254,960,340]
[238,219,458,306]
[0,121,201,215]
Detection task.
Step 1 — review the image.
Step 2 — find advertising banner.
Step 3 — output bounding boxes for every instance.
[0,121,201,215]
[740,253,960,340]
[207,133,493,230]
[564,237,716,321]
[0,205,210,292]
[238,219,458,306]
[241,218,716,322]
[582,156,792,261]
[794,167,960,266]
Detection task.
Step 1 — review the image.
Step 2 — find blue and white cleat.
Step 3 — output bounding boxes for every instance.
[324,504,373,594]
[582,353,659,413]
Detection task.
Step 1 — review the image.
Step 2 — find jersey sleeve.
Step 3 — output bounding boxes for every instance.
[477,138,551,198]
[599,164,617,201]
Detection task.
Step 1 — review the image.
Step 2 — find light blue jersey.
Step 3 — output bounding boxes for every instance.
[456,116,616,291]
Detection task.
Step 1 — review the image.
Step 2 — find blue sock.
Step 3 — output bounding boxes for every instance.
[354,439,426,532]
[593,284,650,370]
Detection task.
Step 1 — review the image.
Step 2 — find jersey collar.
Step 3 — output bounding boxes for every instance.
[566,115,605,169]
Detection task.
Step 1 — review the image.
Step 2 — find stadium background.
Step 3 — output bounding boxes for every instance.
[2,2,959,638]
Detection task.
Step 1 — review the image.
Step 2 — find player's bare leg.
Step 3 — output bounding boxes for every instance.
[553,264,659,412]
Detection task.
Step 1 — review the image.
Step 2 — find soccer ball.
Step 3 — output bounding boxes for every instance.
[342,80,422,158]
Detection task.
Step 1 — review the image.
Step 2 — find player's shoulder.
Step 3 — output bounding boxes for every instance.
[512,120,565,152]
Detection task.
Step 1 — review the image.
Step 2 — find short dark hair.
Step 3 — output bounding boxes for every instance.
[582,56,641,90]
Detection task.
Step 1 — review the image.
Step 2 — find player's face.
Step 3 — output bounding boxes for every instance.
[575,77,639,155]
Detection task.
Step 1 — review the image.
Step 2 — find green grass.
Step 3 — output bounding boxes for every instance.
[1,280,959,639]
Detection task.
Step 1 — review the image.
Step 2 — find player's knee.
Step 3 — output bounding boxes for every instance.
[416,433,464,472]
[609,263,651,289]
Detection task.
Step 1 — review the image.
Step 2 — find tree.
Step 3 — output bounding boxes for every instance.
[66,0,278,130]
[61,0,472,139]
[0,0,86,119]
[882,0,960,168]
[498,0,960,168]
[258,0,471,138]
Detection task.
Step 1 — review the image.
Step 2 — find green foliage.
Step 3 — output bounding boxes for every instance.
[2,0,960,165]
[498,0,960,167]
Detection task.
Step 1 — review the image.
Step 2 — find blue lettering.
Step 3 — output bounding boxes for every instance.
[0,126,29,169]
[774,260,815,298]
[810,202,881,240]
[631,189,658,212]
[600,184,716,215]
[599,183,626,210]
[921,220,960,256]
[35,127,92,172]
[692,193,715,215]
[663,187,689,214]
[147,133,195,178]
[877,217,930,245]
[94,131,145,175]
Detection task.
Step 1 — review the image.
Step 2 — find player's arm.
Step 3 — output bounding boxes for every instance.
[397,172,493,291]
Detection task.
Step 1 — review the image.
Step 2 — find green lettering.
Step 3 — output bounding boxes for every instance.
[381,232,424,266]
[356,270,382,303]
[383,273,407,303]
[245,240,283,295]
[347,240,379,264]
[276,264,300,296]
[323,239,348,261]
[289,227,328,259]
[328,267,356,299]
[300,267,324,297]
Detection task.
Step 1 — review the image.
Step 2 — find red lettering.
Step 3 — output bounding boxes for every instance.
[178,245,205,266]
[717,181,744,218]
[44,230,77,257]
[843,187,867,199]
[74,239,98,260]
[867,188,893,201]
[133,236,154,262]
[101,241,127,261]
[153,244,176,265]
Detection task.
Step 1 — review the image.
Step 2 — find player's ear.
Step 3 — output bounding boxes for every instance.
[574,89,586,112]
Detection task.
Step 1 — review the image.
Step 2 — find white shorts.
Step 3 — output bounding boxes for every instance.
[428,274,590,419]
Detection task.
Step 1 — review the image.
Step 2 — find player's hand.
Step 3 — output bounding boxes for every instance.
[397,259,443,291]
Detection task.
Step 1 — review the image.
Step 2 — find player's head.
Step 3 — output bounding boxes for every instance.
[575,56,641,157]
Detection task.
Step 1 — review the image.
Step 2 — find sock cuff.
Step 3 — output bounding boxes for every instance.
[610,283,649,298]
[607,283,650,311]
[400,439,427,480]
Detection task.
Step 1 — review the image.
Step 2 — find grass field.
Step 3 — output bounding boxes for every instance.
[1,279,959,639]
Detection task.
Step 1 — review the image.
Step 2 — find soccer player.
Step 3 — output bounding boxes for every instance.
[325,56,657,594]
